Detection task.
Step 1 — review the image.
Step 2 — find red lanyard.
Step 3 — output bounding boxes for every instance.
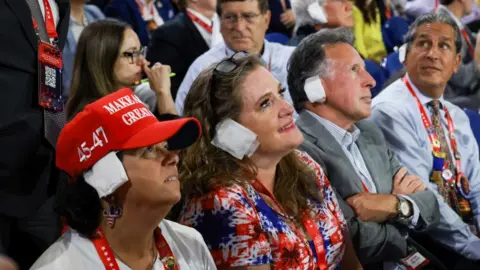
[461,28,475,58]
[92,227,179,270]
[403,76,462,182]
[135,0,156,17]
[251,179,329,270]
[434,0,438,9]
[360,180,370,193]
[187,10,213,33]
[31,0,58,39]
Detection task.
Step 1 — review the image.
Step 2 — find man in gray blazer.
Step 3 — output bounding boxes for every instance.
[287,27,441,269]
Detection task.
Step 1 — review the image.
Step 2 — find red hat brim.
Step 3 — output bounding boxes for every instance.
[121,117,202,151]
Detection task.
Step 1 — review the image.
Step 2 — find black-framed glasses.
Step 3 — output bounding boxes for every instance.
[121,46,146,64]
[221,12,262,27]
[208,51,249,137]
[213,51,249,75]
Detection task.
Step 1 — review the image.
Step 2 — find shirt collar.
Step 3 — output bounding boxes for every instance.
[186,8,215,27]
[405,73,445,107]
[438,5,465,29]
[306,110,361,147]
[224,40,271,63]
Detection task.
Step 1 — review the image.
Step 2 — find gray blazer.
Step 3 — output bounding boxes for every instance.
[296,111,440,265]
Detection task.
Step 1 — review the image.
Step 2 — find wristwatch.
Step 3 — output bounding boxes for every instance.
[395,196,413,221]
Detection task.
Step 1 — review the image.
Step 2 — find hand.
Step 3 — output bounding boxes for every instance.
[280,9,295,27]
[0,256,17,270]
[143,62,172,97]
[346,193,398,223]
[392,167,426,195]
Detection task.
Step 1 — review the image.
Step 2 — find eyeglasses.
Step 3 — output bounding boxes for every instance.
[221,12,262,27]
[121,46,147,64]
[208,51,249,137]
[213,51,249,75]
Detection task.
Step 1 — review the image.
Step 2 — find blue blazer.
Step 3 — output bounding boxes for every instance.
[62,4,105,97]
[104,0,175,46]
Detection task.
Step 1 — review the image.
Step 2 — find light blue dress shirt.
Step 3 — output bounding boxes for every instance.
[371,74,480,260]
[174,40,295,115]
[307,111,420,228]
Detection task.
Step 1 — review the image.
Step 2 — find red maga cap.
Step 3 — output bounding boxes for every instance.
[56,88,201,177]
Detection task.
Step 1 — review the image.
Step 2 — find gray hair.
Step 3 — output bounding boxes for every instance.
[404,13,462,54]
[287,27,354,112]
[292,0,326,31]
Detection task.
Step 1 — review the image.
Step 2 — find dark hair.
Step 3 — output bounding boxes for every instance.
[55,175,101,238]
[218,0,269,15]
[181,54,320,219]
[404,13,462,54]
[287,27,355,112]
[66,19,131,120]
[354,0,378,24]
[55,152,124,238]
[176,0,187,11]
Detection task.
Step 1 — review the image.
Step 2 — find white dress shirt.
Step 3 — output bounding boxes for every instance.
[175,40,296,115]
[38,0,59,43]
[186,8,223,48]
[371,74,480,261]
[30,220,217,270]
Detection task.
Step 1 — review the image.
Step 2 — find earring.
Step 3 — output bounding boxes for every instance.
[103,196,122,228]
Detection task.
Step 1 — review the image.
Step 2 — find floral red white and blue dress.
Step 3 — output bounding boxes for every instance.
[178,151,347,270]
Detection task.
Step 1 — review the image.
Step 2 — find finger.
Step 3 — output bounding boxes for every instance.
[412,182,426,192]
[393,167,408,185]
[143,61,152,75]
[163,64,172,74]
[346,196,357,206]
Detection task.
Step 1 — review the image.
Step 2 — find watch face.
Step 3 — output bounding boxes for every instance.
[400,201,410,216]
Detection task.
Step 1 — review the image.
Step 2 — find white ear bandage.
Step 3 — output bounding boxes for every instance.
[211,118,259,160]
[307,2,328,24]
[83,152,129,198]
[304,76,326,103]
[398,44,407,64]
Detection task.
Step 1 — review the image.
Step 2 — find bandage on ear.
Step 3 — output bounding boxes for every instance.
[83,152,129,198]
[307,2,328,24]
[211,118,259,160]
[398,44,407,64]
[304,76,326,103]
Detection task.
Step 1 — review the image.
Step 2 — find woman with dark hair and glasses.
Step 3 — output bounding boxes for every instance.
[178,53,362,269]
[31,89,215,269]
[66,18,175,120]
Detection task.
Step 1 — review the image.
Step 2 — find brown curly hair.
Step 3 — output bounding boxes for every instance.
[180,54,321,218]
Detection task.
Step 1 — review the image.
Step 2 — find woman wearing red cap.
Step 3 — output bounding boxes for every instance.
[178,53,361,269]
[31,89,215,269]
[65,19,175,120]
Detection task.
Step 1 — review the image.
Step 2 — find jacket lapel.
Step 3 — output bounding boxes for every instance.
[5,0,70,52]
[183,12,209,51]
[6,0,38,51]
[355,128,384,193]
[297,111,364,192]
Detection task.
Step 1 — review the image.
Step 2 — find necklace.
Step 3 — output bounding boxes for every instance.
[111,241,158,270]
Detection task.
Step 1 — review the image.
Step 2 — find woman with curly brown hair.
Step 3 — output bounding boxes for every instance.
[177,53,361,269]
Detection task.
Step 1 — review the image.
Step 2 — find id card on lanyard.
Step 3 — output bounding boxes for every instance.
[250,179,334,270]
[402,76,471,198]
[33,0,64,112]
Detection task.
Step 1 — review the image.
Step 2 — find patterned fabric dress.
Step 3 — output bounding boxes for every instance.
[178,151,347,270]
